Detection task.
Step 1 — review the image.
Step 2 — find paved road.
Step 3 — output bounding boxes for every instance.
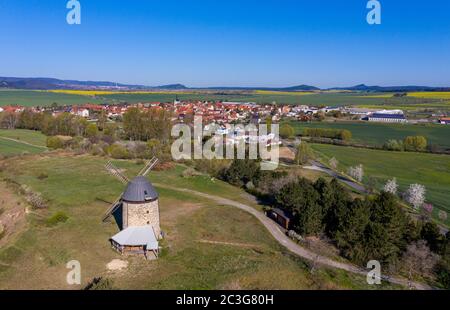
[304,160,367,193]
[154,183,432,290]
[282,139,366,193]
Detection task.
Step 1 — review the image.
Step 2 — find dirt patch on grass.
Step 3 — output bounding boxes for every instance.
[279,146,296,162]
[106,259,129,271]
[0,182,28,248]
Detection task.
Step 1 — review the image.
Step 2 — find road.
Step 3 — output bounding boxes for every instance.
[154,183,432,290]
[282,139,366,193]
[304,160,367,193]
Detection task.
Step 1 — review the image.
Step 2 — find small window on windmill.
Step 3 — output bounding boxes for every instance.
[144,190,152,201]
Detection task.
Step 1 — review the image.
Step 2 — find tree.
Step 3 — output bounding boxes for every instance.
[405,184,426,209]
[384,178,398,195]
[295,142,313,165]
[275,178,323,236]
[383,139,404,151]
[420,222,445,254]
[279,124,295,139]
[401,240,439,286]
[348,164,364,182]
[404,136,427,152]
[221,159,260,187]
[329,157,338,170]
[85,123,99,139]
[339,130,352,141]
[97,110,108,131]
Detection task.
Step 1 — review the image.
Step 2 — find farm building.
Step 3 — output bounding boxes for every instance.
[365,113,407,123]
[267,208,293,230]
[439,118,450,125]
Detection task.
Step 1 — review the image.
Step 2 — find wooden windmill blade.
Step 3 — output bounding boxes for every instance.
[102,194,123,222]
[139,157,159,177]
[105,161,130,185]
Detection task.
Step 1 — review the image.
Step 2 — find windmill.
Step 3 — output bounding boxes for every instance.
[102,157,159,229]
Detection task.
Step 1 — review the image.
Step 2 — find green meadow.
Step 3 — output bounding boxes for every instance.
[288,121,450,149]
[0,153,397,289]
[0,89,104,107]
[0,129,48,157]
[311,143,450,225]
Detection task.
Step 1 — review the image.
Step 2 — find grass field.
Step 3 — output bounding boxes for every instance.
[311,144,450,226]
[287,121,450,149]
[0,89,104,106]
[2,89,449,111]
[0,153,398,289]
[0,129,48,157]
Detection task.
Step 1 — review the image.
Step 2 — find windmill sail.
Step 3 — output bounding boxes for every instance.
[139,157,159,177]
[102,195,123,222]
[105,161,130,185]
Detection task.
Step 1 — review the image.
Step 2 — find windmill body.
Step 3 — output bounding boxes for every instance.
[121,176,161,238]
[105,158,162,259]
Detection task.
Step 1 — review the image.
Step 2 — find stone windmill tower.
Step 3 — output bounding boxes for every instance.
[103,158,161,239]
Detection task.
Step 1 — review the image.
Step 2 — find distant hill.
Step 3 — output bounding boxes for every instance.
[200,84,320,91]
[0,77,448,92]
[328,84,450,92]
[0,77,188,91]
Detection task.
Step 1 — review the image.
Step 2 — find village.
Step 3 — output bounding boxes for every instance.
[1,98,449,125]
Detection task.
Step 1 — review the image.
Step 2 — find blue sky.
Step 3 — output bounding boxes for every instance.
[0,0,449,88]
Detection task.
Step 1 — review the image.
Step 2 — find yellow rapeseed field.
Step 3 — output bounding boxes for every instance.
[46,90,191,96]
[407,92,450,99]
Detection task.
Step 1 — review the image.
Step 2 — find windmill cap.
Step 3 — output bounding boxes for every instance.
[122,176,158,203]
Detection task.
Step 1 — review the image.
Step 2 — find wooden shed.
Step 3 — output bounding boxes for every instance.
[267,208,292,230]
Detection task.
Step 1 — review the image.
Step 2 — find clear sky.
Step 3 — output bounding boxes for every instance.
[0,0,449,88]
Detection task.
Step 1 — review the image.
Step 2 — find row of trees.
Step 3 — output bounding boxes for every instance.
[303,128,352,141]
[383,136,428,152]
[0,108,173,144]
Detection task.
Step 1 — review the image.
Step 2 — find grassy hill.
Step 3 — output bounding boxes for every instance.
[0,153,398,289]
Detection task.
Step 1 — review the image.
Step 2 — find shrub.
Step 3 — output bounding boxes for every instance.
[383,139,404,151]
[279,124,295,139]
[46,211,69,226]
[107,144,130,159]
[84,277,115,290]
[46,136,64,149]
[404,136,427,152]
[182,168,203,178]
[20,185,48,209]
[37,173,48,180]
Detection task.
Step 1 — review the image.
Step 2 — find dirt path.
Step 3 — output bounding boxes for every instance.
[154,183,433,290]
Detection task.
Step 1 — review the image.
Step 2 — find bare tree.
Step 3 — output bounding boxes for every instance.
[348,164,364,182]
[405,184,426,209]
[384,178,398,195]
[401,240,439,288]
